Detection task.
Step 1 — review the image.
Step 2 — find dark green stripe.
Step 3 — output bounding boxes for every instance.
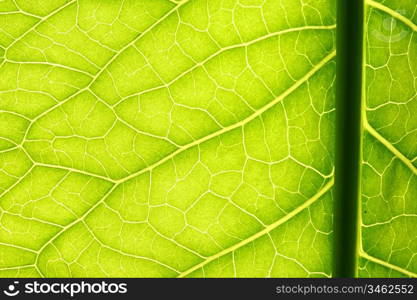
[333,0,365,278]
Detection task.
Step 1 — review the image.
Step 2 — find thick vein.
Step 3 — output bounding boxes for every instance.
[113,24,336,107]
[364,121,417,176]
[1,1,340,276]
[85,0,190,88]
[360,251,417,277]
[17,46,335,184]
[366,0,417,32]
[361,0,417,278]
[30,51,335,272]
[32,162,116,183]
[177,178,334,278]
[14,0,191,176]
[33,182,117,273]
[4,0,77,52]
[116,50,336,184]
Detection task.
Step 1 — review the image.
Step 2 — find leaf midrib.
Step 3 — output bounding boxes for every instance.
[3,0,416,278]
[357,0,417,278]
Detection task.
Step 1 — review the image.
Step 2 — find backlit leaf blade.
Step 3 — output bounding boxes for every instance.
[0,0,337,277]
[359,0,417,278]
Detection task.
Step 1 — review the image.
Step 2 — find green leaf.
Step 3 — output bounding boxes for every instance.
[0,0,415,278]
[358,0,417,278]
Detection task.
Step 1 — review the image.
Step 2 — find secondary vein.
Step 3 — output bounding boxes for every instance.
[360,251,417,278]
[366,0,417,32]
[30,52,336,272]
[117,50,336,184]
[364,121,417,176]
[177,178,334,278]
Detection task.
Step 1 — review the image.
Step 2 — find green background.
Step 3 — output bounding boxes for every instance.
[0,0,415,277]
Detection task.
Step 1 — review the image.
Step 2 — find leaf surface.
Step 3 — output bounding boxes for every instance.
[358,0,417,278]
[0,0,337,277]
[3,0,415,278]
